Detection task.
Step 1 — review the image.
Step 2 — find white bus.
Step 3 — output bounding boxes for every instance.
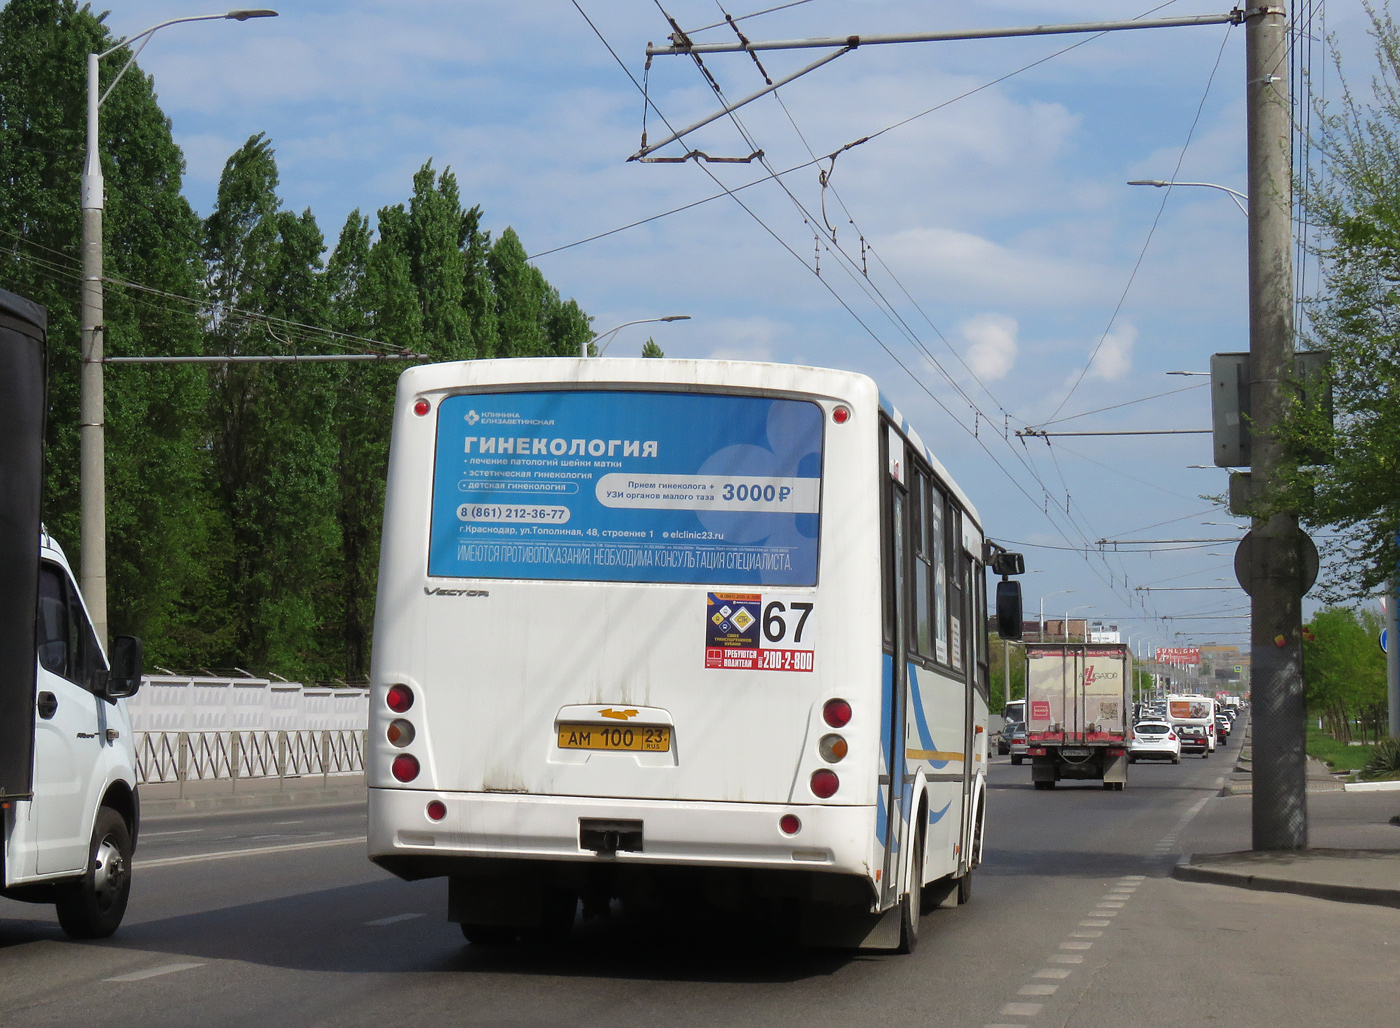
[367,358,1025,952]
[1167,694,1219,753]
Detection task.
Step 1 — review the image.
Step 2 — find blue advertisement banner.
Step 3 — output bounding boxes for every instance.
[428,391,823,585]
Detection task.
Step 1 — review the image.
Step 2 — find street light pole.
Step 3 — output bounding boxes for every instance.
[1127,179,1249,216]
[584,315,690,358]
[79,10,277,645]
[1037,589,1073,642]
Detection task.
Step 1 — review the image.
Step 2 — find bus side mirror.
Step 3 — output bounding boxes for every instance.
[104,636,143,700]
[996,580,1023,640]
[991,551,1025,576]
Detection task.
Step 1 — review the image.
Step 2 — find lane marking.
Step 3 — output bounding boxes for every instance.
[1050,954,1084,964]
[1059,941,1093,950]
[1034,969,1072,979]
[364,912,424,926]
[105,962,205,982]
[274,820,305,825]
[140,829,204,838]
[1094,909,1118,917]
[1080,919,1110,927]
[1001,1003,1044,1016]
[1096,902,1124,909]
[1072,930,1102,938]
[136,836,365,868]
[1019,984,1058,996]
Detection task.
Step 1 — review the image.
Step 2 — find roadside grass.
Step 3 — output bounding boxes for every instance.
[1306,728,1376,773]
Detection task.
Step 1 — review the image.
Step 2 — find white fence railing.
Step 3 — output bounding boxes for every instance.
[135,730,366,788]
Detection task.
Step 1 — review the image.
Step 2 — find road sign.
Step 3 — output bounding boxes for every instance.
[1382,629,1388,655]
[1233,528,1319,597]
[1233,664,1244,673]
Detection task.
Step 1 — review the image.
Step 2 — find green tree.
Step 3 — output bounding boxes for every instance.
[203,134,339,678]
[1284,3,1400,598]
[641,338,665,358]
[1303,606,1388,741]
[0,0,211,658]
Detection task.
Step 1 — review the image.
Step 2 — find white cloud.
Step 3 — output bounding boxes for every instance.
[1086,323,1137,381]
[960,313,1019,381]
[706,317,787,362]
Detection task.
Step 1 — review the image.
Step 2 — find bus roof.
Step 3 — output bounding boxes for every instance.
[878,390,981,532]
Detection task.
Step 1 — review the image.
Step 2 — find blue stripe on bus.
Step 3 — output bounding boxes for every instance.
[907,664,951,769]
[929,800,952,825]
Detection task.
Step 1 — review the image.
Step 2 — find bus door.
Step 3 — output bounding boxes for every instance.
[880,424,911,910]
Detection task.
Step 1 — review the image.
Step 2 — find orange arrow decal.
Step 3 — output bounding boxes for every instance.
[600,708,639,720]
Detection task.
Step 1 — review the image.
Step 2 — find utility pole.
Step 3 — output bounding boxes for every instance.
[79,53,106,644]
[1244,2,1306,850]
[1389,570,1399,739]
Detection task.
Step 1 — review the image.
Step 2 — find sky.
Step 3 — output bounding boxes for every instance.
[105,0,1376,661]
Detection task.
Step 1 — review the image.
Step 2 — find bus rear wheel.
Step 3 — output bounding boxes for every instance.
[897,825,925,954]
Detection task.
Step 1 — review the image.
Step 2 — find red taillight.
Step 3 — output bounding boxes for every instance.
[1029,747,1046,756]
[426,800,446,821]
[832,405,851,424]
[810,769,839,798]
[1167,733,1176,741]
[391,754,420,782]
[413,399,430,417]
[823,699,852,728]
[386,684,414,713]
[779,814,801,835]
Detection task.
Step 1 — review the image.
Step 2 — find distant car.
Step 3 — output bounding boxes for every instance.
[1215,715,1231,741]
[1176,723,1209,756]
[1008,723,1029,765]
[997,723,1013,755]
[1128,721,1181,764]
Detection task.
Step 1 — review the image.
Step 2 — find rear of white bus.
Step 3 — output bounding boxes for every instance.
[366,358,887,939]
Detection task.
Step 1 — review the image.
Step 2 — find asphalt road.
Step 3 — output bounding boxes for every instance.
[3,725,1396,1028]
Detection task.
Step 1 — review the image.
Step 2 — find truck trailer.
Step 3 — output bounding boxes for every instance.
[1024,643,1129,791]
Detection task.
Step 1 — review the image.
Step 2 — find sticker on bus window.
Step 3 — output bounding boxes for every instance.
[704,592,815,671]
[429,391,823,585]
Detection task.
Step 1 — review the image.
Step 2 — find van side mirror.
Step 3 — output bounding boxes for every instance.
[991,551,1025,576]
[104,635,143,700]
[996,580,1024,640]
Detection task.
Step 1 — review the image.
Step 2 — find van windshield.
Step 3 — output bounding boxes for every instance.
[428,390,824,585]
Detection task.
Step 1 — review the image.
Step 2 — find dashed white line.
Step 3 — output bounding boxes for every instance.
[1050,954,1084,964]
[1034,968,1072,979]
[1080,919,1110,927]
[1059,941,1093,951]
[140,828,204,838]
[1019,984,1058,996]
[1001,1003,1044,1016]
[1071,930,1102,938]
[136,835,365,868]
[364,912,424,926]
[105,962,205,982]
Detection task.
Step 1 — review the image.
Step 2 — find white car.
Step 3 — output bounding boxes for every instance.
[1128,721,1181,764]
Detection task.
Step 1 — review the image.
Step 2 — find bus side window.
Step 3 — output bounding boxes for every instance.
[930,485,948,666]
[973,559,989,700]
[911,469,933,659]
[880,425,894,648]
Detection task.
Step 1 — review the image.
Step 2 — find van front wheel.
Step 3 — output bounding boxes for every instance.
[55,807,132,939]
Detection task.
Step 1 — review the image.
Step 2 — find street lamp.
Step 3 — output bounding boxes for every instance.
[586,316,691,358]
[1127,179,1248,216]
[80,9,277,644]
[1064,604,1092,642]
[1037,589,1073,642]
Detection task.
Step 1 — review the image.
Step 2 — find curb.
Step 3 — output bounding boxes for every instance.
[1173,852,1400,910]
[1344,780,1400,792]
[142,786,367,819]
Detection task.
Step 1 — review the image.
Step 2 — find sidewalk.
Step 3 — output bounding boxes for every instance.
[140,773,366,818]
[1174,774,1400,909]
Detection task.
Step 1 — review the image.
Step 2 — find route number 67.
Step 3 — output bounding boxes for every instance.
[763,601,813,643]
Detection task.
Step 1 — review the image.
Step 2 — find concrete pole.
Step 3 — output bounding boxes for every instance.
[1389,573,1399,739]
[1244,3,1306,850]
[80,52,108,646]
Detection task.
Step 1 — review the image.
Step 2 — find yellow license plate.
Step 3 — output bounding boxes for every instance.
[557,723,671,752]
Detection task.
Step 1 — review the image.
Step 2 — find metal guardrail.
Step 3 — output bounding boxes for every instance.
[135,730,366,788]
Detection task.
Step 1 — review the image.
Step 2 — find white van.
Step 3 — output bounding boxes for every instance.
[1,532,144,938]
[1166,694,1218,754]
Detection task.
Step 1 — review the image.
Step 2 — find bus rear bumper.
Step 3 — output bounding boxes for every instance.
[368,787,879,881]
